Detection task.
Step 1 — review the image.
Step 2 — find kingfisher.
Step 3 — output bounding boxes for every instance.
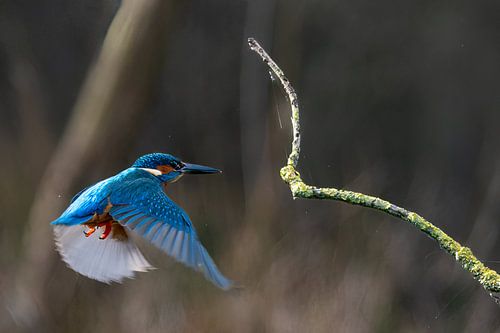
[51,153,232,290]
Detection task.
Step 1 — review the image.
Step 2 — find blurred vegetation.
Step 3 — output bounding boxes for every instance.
[1,0,500,332]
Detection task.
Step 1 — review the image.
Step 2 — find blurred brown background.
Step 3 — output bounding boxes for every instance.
[1,0,500,332]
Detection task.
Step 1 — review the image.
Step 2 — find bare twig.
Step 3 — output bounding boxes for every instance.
[248,37,500,299]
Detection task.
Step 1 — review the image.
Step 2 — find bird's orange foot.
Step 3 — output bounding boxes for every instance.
[99,221,113,240]
[84,226,97,237]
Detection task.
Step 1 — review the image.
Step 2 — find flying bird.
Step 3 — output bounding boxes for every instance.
[51,153,232,289]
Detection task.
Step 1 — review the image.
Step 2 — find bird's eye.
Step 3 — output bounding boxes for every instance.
[172,161,184,170]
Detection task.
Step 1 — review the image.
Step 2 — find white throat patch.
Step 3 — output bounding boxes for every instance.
[140,168,162,176]
[169,173,184,183]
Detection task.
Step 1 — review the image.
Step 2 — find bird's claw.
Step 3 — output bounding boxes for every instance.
[99,222,112,240]
[83,221,112,239]
[84,226,97,237]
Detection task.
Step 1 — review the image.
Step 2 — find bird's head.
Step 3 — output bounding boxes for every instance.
[132,153,221,183]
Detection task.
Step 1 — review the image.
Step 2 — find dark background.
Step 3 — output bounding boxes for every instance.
[1,0,500,332]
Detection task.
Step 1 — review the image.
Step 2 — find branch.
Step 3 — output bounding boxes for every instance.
[248,37,500,301]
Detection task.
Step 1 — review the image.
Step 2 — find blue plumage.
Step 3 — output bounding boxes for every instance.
[51,153,232,289]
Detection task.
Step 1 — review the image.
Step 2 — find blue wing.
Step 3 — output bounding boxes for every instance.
[108,177,232,290]
[52,177,116,226]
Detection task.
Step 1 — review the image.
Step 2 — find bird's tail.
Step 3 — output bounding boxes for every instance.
[53,225,153,283]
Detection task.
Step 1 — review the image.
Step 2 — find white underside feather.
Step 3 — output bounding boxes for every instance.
[53,225,153,283]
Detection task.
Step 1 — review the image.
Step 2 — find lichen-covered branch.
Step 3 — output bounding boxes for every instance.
[248,38,300,168]
[247,37,500,299]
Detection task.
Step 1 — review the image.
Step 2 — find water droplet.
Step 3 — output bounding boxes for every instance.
[269,70,277,82]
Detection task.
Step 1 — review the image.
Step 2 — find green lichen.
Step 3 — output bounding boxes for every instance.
[280,165,301,184]
[290,179,500,293]
[249,37,500,300]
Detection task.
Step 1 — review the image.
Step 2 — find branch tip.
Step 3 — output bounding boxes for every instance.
[247,37,500,301]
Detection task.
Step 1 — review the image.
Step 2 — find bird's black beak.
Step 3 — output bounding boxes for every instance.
[180,162,221,174]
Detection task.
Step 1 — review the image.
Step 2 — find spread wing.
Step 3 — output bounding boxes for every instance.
[108,178,232,290]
